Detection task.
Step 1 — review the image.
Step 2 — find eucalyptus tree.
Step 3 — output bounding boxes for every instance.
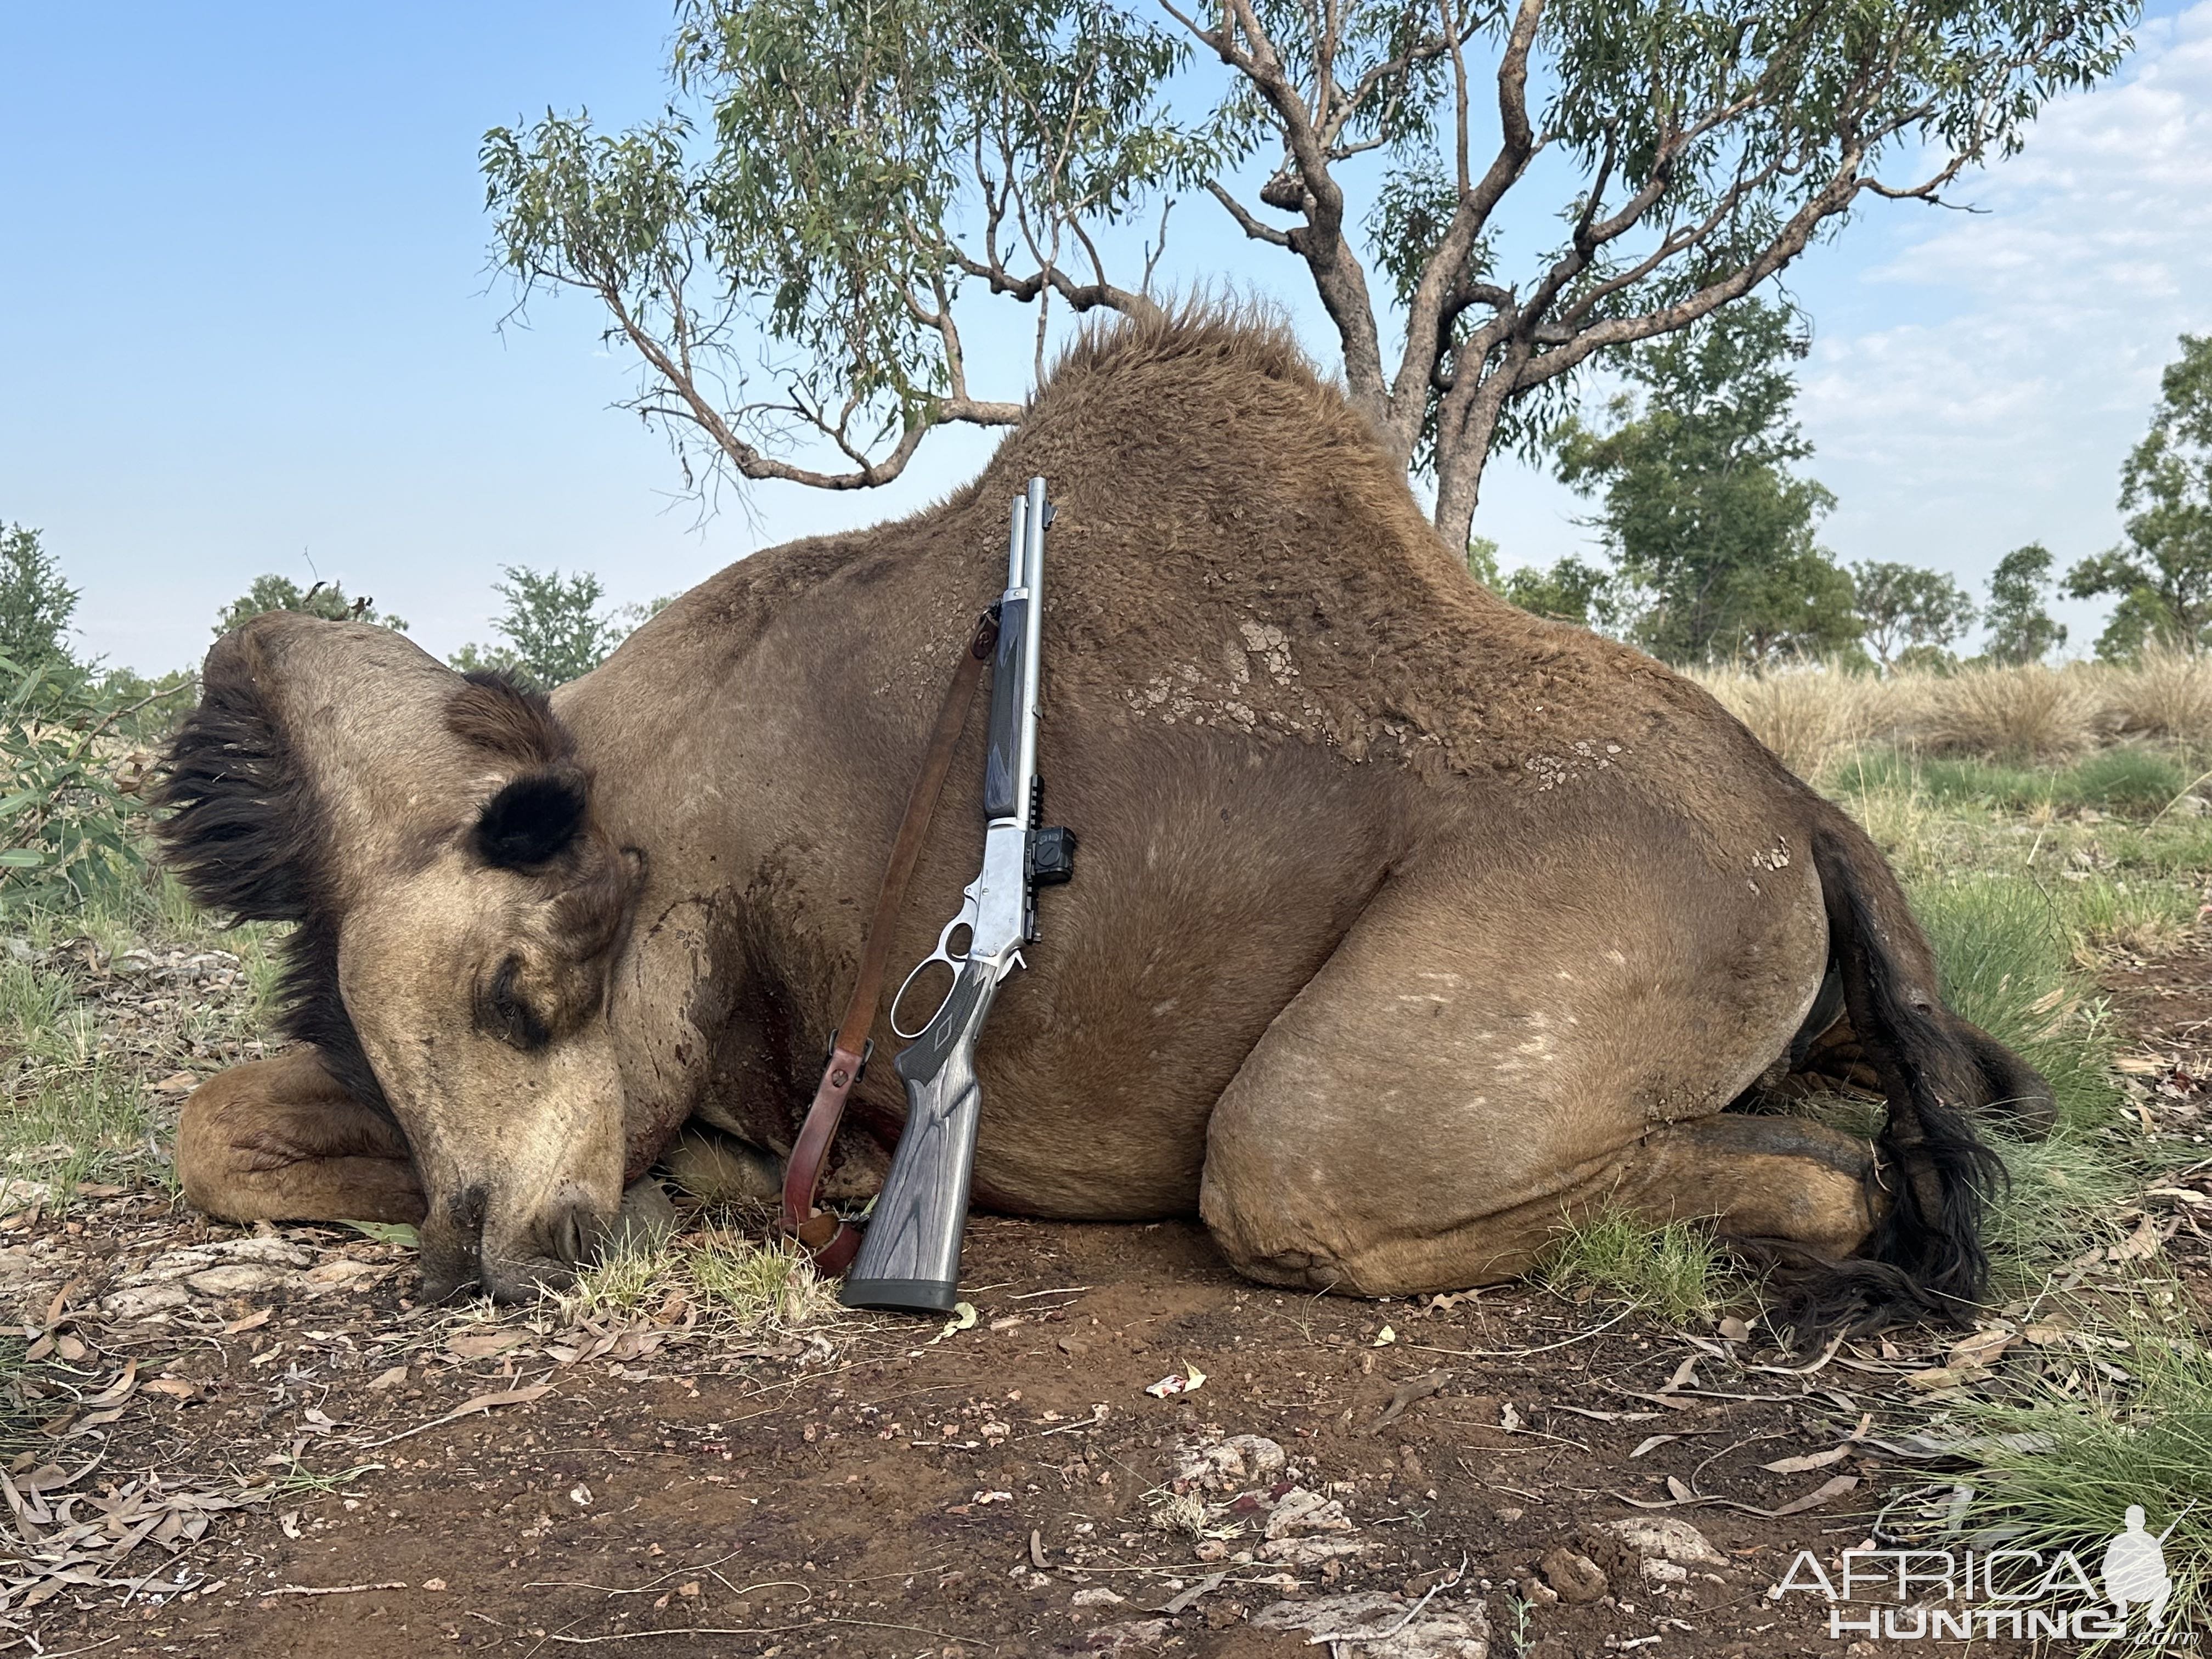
[484,0,2132,548]
[2068,335,2212,657]
[1852,560,1976,672]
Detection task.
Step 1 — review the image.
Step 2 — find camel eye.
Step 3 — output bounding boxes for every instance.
[479,956,551,1052]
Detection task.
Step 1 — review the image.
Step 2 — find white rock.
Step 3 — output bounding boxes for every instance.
[185,1263,297,1297]
[0,1178,50,1209]
[1252,1591,1489,1658]
[1085,1617,1174,1652]
[136,1237,313,1283]
[299,1257,386,1291]
[1263,1536,1378,1566]
[1594,1515,1729,1568]
[1642,1558,1690,1584]
[1266,1486,1355,1539]
[1175,1432,1288,1493]
[100,1282,190,1321]
[1070,1587,1126,1609]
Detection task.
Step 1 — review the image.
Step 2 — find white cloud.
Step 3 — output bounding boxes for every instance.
[1794,0,2212,639]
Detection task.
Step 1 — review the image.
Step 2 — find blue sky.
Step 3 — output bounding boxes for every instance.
[3,1,2209,673]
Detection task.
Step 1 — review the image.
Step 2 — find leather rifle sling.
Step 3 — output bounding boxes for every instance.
[780,606,1002,1271]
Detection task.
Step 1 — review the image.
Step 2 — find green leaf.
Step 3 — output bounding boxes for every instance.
[341,1220,420,1248]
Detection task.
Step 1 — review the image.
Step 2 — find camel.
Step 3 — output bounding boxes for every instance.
[156,312,2050,1323]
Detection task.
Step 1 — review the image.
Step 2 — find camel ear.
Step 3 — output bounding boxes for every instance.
[472,766,588,870]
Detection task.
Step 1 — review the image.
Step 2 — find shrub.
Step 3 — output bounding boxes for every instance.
[0,657,167,913]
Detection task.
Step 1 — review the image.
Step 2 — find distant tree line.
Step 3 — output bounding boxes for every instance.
[1477,319,2212,673]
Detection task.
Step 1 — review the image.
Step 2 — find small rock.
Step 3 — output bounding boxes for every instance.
[1589,1516,1728,1569]
[1266,1487,1353,1539]
[137,1238,313,1282]
[184,1263,296,1297]
[1642,1559,1689,1585]
[1262,1537,1376,1566]
[0,1178,51,1210]
[1539,1547,1606,1604]
[1251,1591,1488,1658]
[1717,1315,1752,1341]
[1516,1575,1558,1607]
[100,1282,190,1321]
[300,1258,386,1292]
[1070,1587,1126,1609]
[1176,1433,1288,1493]
[1085,1617,1174,1652]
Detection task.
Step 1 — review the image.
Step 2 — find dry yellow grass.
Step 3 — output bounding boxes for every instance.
[1893,664,2096,762]
[1696,660,2124,774]
[2093,647,2212,747]
[1688,664,1873,778]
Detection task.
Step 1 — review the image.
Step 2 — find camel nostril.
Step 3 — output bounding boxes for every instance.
[543,1202,611,1268]
[552,1207,585,1267]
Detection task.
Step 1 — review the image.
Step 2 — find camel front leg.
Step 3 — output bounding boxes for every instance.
[176,1048,426,1224]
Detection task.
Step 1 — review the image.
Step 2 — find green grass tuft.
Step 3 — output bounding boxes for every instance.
[551,1230,840,1334]
[1537,1207,1734,1324]
[1945,1300,2212,1630]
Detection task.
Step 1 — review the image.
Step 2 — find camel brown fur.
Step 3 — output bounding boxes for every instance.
[157,310,2050,1324]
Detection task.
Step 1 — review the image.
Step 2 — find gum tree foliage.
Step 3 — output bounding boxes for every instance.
[2067,335,2212,659]
[1852,559,1975,672]
[0,524,80,673]
[1470,534,1611,626]
[214,575,407,636]
[1553,300,1857,664]
[1502,554,1615,627]
[1979,541,2066,665]
[482,0,2133,550]
[454,567,670,689]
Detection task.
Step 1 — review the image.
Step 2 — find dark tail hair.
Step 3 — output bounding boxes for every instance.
[1780,826,2012,1334]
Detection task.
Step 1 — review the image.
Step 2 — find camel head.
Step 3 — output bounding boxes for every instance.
[156,613,639,1301]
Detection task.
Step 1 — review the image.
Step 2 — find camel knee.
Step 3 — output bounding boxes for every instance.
[177,1051,424,1225]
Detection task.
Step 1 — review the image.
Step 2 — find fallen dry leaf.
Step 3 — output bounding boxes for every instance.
[2108,1216,2163,1263]
[223,1307,273,1336]
[1767,1475,1858,1516]
[151,1072,198,1094]
[361,1384,552,1448]
[447,1329,531,1362]
[1905,1366,1973,1391]
[1762,1444,1854,1475]
[1948,1328,2017,1370]
[365,1365,410,1392]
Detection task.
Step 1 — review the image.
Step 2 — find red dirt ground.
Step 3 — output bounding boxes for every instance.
[12,941,2212,1657]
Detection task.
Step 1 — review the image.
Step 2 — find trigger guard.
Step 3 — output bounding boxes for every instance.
[890,953,955,1041]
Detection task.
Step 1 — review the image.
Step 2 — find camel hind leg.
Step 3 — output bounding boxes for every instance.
[177,1048,425,1224]
[1197,826,1875,1294]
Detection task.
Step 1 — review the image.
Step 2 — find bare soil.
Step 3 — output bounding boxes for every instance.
[9,938,2212,1657]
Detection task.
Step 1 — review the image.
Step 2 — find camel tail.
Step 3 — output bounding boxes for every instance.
[1779,825,2018,1333]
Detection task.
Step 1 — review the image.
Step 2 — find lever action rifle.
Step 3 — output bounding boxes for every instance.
[840,477,1076,1314]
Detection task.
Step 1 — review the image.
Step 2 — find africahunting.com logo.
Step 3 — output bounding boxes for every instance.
[1769,1506,2192,1642]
